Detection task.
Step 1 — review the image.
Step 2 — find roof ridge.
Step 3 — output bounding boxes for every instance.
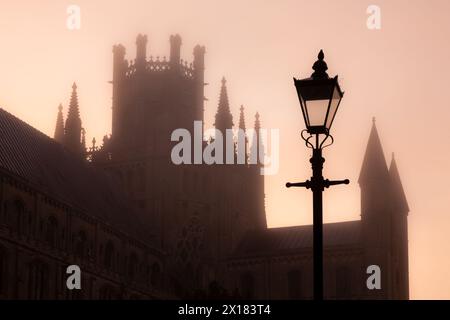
[0,107,59,147]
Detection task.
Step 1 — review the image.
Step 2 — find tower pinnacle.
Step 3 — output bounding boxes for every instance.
[358,119,389,186]
[389,155,409,214]
[214,77,233,132]
[54,104,65,143]
[64,82,83,155]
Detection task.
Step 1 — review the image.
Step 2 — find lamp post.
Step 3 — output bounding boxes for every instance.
[286,50,349,300]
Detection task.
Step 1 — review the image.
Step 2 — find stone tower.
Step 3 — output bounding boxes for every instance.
[359,119,409,299]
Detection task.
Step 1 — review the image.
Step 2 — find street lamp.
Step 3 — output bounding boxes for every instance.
[286,50,349,300]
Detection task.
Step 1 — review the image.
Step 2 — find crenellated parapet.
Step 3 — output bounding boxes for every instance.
[124,56,195,80]
[118,34,201,81]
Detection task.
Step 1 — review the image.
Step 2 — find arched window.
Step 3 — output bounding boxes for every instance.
[74,230,87,259]
[240,272,255,299]
[104,241,115,271]
[128,253,138,280]
[151,263,161,288]
[27,261,49,299]
[44,216,58,247]
[6,199,26,235]
[287,269,302,299]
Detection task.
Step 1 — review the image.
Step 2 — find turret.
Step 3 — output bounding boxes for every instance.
[170,34,182,69]
[388,154,410,299]
[135,34,148,70]
[112,44,126,139]
[359,118,391,215]
[359,118,396,299]
[389,154,409,216]
[193,44,206,124]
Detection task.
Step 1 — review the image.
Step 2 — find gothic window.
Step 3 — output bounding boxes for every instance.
[6,199,26,235]
[128,252,138,280]
[336,266,352,299]
[240,272,255,299]
[74,230,87,259]
[104,241,115,271]
[44,216,58,247]
[151,263,161,288]
[27,261,49,299]
[176,213,205,268]
[287,269,302,299]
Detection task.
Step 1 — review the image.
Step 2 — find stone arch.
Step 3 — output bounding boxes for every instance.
[104,241,115,271]
[44,215,58,247]
[5,197,27,235]
[27,260,50,299]
[128,252,138,280]
[151,262,161,288]
[74,229,88,258]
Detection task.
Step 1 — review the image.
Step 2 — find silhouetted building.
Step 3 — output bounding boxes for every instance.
[0,34,408,299]
[0,108,165,299]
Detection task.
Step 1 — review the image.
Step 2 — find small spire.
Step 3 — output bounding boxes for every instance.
[239,105,246,130]
[311,49,329,79]
[389,155,409,214]
[254,112,261,131]
[250,112,263,166]
[372,116,376,124]
[54,103,65,143]
[214,77,233,132]
[66,82,81,126]
[358,119,389,186]
[64,82,83,155]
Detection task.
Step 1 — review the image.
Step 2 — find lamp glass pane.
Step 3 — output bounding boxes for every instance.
[306,99,329,127]
[325,86,342,129]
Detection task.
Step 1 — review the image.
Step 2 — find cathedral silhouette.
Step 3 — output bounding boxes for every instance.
[0,34,408,299]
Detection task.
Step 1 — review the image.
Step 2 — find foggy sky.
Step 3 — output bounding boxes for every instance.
[0,0,449,299]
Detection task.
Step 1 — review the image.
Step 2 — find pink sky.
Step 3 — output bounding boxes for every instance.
[0,0,449,299]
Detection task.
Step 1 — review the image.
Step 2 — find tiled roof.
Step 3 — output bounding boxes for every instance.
[0,108,153,243]
[233,220,361,257]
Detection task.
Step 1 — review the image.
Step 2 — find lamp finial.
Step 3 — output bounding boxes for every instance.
[311,50,328,79]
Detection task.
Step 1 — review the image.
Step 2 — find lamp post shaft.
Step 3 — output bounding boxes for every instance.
[311,148,324,300]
